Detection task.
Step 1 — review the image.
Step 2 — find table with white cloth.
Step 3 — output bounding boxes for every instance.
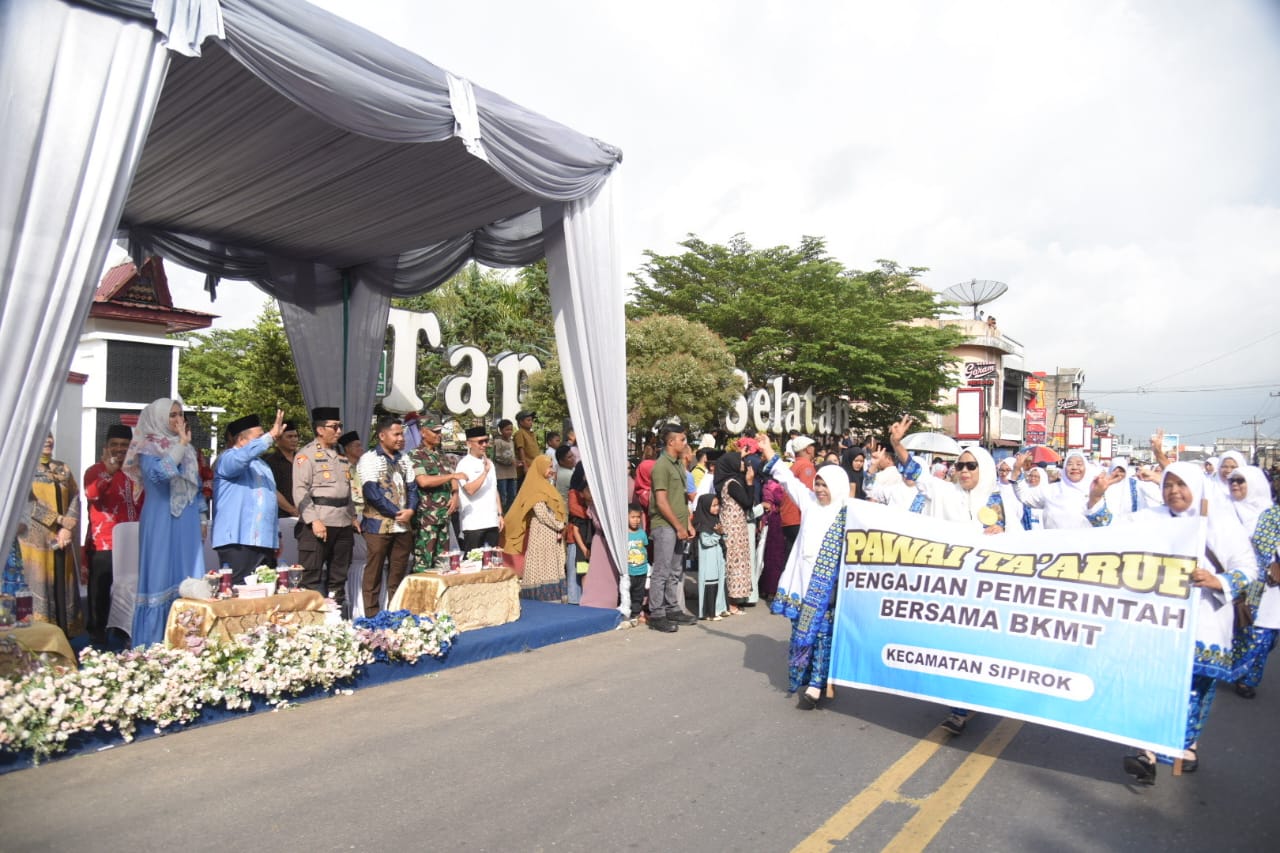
[163,590,328,649]
[388,568,520,631]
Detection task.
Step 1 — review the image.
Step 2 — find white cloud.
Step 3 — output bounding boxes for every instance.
[177,0,1280,441]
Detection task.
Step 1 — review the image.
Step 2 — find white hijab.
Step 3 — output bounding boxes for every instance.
[775,463,852,609]
[123,397,200,517]
[1134,462,1256,649]
[1208,450,1246,508]
[1035,450,1099,529]
[1217,451,1246,481]
[1230,465,1274,534]
[922,446,999,527]
[1138,462,1254,568]
[997,458,1024,529]
[806,464,851,544]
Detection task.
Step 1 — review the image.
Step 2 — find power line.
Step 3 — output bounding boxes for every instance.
[1132,329,1280,388]
[1180,414,1275,440]
[1089,382,1278,395]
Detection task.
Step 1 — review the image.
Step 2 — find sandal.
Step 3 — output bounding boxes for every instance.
[1123,752,1157,785]
[1182,746,1198,774]
[797,690,819,710]
[1235,682,1257,699]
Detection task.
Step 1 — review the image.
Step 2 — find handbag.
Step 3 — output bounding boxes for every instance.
[494,440,515,467]
[1204,545,1253,631]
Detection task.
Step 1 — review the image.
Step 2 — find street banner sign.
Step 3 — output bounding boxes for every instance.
[829,502,1201,754]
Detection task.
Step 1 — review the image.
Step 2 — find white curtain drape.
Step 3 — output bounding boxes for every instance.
[543,174,629,582]
[279,273,391,441]
[2,0,629,581]
[0,0,170,553]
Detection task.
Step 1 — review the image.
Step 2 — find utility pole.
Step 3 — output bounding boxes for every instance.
[1243,416,1264,464]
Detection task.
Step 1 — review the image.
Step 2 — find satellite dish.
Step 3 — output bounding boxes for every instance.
[941,279,1008,319]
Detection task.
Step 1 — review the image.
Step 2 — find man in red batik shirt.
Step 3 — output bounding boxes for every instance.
[82,424,144,645]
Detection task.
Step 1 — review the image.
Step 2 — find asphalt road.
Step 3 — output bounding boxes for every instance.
[2,608,1278,852]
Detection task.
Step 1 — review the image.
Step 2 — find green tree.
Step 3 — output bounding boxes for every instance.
[525,314,739,444]
[175,303,307,439]
[391,262,558,410]
[629,234,964,432]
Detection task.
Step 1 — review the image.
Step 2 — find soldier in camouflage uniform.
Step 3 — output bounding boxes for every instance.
[410,413,467,571]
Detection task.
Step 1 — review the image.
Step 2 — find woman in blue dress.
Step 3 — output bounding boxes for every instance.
[123,398,205,647]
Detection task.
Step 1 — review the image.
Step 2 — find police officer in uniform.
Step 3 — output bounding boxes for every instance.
[293,407,354,615]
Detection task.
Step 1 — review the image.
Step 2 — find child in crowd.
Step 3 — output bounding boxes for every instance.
[693,494,728,620]
[626,503,650,621]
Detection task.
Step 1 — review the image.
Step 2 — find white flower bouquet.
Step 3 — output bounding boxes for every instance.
[0,611,458,763]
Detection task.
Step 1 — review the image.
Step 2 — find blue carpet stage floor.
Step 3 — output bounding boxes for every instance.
[1,600,620,774]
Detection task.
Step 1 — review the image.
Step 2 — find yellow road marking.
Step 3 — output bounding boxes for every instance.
[791,717,1023,853]
[791,729,948,853]
[883,717,1023,853]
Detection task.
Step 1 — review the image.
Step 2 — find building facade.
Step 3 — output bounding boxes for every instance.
[59,257,216,478]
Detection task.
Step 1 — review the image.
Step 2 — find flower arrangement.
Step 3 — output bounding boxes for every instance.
[0,612,458,763]
[353,610,456,663]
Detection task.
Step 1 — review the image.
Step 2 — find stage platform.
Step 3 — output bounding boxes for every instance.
[1,601,621,773]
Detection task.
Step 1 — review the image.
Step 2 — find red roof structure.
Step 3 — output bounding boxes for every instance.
[90,257,217,332]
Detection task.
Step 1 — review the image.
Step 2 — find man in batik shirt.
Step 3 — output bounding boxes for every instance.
[82,423,143,644]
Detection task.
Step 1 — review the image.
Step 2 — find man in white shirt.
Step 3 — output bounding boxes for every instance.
[457,425,505,550]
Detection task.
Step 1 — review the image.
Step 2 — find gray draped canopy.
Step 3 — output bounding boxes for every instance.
[0,0,631,583]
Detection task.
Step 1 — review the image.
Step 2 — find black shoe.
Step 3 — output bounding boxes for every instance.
[1181,747,1198,773]
[666,610,696,625]
[1123,752,1157,785]
[940,713,968,736]
[1235,682,1256,699]
[647,617,678,633]
[797,691,819,710]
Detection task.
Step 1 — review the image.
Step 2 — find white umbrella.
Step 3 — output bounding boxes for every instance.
[901,432,964,456]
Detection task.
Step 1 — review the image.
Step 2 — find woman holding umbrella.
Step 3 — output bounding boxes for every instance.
[889,417,1005,534]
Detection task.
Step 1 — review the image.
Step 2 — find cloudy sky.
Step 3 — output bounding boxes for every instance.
[162,0,1280,447]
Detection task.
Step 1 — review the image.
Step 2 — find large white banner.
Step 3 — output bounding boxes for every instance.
[830,502,1203,754]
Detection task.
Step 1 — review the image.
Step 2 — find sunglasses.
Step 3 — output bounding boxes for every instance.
[474,438,490,445]
[1228,476,1246,485]
[954,461,979,472]
[321,422,342,430]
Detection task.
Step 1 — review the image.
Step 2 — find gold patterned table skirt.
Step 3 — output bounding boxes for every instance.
[164,591,328,649]
[389,569,520,631]
[0,623,78,675]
